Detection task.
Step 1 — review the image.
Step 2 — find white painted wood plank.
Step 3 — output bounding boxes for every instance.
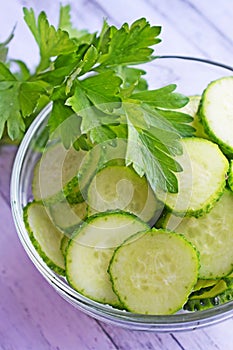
[0,0,210,71]
[100,323,184,350]
[96,0,233,64]
[87,0,208,57]
[186,0,233,47]
[148,0,233,64]
[1,0,232,66]
[0,145,17,202]
[102,318,233,350]
[173,319,233,350]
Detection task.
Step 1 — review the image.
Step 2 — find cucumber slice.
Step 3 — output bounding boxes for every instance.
[190,279,229,300]
[163,190,233,279]
[60,235,70,257]
[156,138,229,217]
[68,144,102,204]
[70,140,126,205]
[48,200,87,234]
[199,76,233,157]
[23,202,65,275]
[66,211,149,307]
[109,228,199,315]
[184,278,233,311]
[32,143,86,202]
[193,279,218,292]
[228,160,233,192]
[87,165,162,224]
[179,95,201,117]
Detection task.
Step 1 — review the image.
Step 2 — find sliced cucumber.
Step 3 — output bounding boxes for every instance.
[23,202,65,275]
[199,76,233,157]
[66,211,149,307]
[69,140,126,205]
[192,279,218,292]
[60,235,70,257]
[32,143,86,202]
[179,95,201,116]
[109,228,199,315]
[48,200,87,234]
[190,279,229,300]
[163,190,233,279]
[228,160,233,192]
[184,278,233,311]
[69,144,102,204]
[100,138,127,166]
[87,165,162,223]
[156,138,229,217]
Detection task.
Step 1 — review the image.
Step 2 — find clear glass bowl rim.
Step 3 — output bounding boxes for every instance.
[10,55,233,332]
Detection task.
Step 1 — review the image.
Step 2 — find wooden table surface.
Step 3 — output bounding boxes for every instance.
[1,1,233,349]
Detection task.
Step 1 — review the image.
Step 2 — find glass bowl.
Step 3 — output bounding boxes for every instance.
[11,56,233,332]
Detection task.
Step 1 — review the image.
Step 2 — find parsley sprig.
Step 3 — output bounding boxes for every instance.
[0,5,194,193]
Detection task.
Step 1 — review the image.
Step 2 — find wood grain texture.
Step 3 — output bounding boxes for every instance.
[0,145,17,203]
[0,0,233,349]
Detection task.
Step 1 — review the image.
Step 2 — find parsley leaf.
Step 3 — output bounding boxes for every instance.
[0,6,195,194]
[58,4,94,42]
[116,66,148,98]
[23,8,77,72]
[0,63,48,139]
[66,82,98,132]
[137,104,195,139]
[90,125,117,144]
[11,60,31,80]
[0,62,16,81]
[66,80,120,135]
[0,28,15,63]
[122,82,194,193]
[98,18,161,67]
[131,84,189,108]
[0,82,24,140]
[124,103,186,193]
[80,71,122,112]
[49,100,82,148]
[19,81,48,117]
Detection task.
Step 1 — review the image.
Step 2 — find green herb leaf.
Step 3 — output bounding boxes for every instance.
[126,119,180,193]
[66,81,120,134]
[48,99,76,134]
[0,62,17,81]
[156,108,196,136]
[66,82,97,133]
[139,104,195,139]
[0,63,48,139]
[90,125,117,144]
[23,7,77,72]
[19,81,48,117]
[124,102,190,193]
[0,27,15,63]
[49,99,82,148]
[116,66,148,98]
[58,4,95,43]
[98,18,161,67]
[80,71,122,113]
[11,60,31,80]
[0,6,194,194]
[131,84,189,108]
[58,4,83,38]
[0,82,24,140]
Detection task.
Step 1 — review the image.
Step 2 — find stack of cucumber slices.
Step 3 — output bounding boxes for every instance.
[23,76,233,315]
